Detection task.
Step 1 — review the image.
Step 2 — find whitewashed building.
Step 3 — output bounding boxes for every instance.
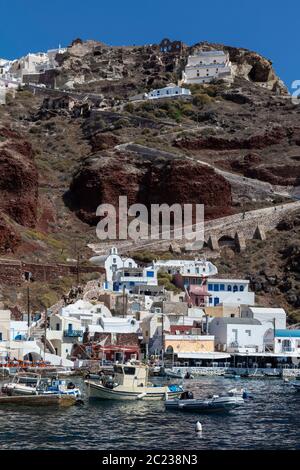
[0,338,74,366]
[47,46,66,68]
[182,50,232,84]
[4,46,66,82]
[146,84,191,100]
[113,266,158,293]
[209,317,266,353]
[47,314,83,360]
[274,330,300,356]
[207,278,255,307]
[140,313,171,355]
[90,247,137,285]
[96,316,139,334]
[153,258,218,277]
[241,306,286,330]
[61,299,112,320]
[0,59,14,77]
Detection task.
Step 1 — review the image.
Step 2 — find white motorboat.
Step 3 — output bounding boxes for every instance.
[2,372,81,398]
[228,387,252,399]
[149,366,183,379]
[85,362,184,401]
[165,391,245,413]
[2,372,41,396]
[291,381,300,391]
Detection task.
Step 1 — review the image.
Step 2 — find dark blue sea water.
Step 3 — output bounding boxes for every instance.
[0,376,299,450]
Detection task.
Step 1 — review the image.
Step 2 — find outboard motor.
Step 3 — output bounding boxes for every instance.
[180,390,194,400]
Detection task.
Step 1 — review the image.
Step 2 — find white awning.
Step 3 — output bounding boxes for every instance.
[177,352,231,360]
[232,352,300,358]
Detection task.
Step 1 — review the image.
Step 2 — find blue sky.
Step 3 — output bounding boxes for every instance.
[1,0,299,88]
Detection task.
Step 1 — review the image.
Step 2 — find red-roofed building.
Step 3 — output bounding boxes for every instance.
[184,282,211,307]
[71,332,140,362]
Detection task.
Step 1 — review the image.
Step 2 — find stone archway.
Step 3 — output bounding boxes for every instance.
[218,235,236,248]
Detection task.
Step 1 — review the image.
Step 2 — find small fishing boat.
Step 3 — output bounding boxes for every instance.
[85,362,184,401]
[240,370,265,379]
[2,372,81,398]
[223,370,241,379]
[263,371,282,379]
[0,394,77,407]
[228,387,253,399]
[149,366,183,379]
[165,391,244,413]
[291,381,300,391]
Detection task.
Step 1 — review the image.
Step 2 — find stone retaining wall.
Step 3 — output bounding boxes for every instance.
[0,259,105,285]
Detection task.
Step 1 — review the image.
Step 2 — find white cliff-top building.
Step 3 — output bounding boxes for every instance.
[1,46,66,83]
[183,50,232,84]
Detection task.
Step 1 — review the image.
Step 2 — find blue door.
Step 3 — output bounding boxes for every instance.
[214,297,220,306]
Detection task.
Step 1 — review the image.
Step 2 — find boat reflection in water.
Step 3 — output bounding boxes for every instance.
[85,362,184,401]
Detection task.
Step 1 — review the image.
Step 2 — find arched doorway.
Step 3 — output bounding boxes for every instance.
[23,352,42,362]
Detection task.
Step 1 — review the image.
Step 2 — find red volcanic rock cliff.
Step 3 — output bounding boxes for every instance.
[0,127,38,253]
[174,127,287,151]
[66,152,233,224]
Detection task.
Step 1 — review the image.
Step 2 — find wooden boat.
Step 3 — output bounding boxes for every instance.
[85,362,184,401]
[0,394,77,407]
[2,372,81,398]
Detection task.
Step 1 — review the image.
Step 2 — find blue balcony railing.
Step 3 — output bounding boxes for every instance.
[63,330,83,338]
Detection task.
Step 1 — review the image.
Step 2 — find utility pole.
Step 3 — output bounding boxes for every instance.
[76,251,80,286]
[122,284,126,318]
[122,260,126,317]
[74,240,81,286]
[161,313,165,368]
[44,308,47,361]
[27,286,30,328]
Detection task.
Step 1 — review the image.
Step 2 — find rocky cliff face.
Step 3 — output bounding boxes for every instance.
[0,126,38,253]
[0,37,297,261]
[66,151,233,225]
[53,38,287,96]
